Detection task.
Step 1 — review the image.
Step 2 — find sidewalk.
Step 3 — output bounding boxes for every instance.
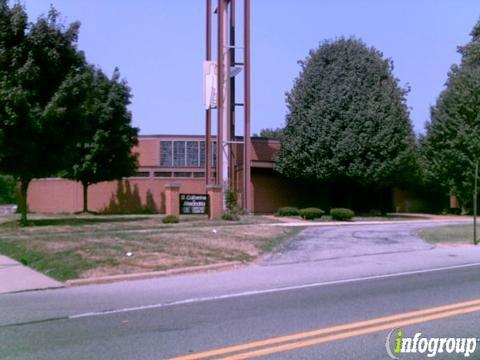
[0,255,63,294]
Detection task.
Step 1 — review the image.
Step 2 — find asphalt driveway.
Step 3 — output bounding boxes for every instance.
[262,222,466,265]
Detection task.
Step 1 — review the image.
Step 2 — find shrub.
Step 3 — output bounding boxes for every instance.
[0,175,16,205]
[330,208,354,221]
[222,210,240,221]
[162,215,179,224]
[275,206,300,217]
[225,188,238,211]
[368,209,382,217]
[299,207,324,220]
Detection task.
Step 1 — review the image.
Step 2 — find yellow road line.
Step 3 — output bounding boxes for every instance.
[171,298,480,360]
[224,303,480,359]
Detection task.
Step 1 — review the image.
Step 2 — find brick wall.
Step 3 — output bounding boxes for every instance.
[28,178,206,214]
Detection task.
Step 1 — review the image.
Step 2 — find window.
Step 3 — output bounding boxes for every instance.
[193,172,205,178]
[160,141,172,167]
[174,172,192,178]
[174,141,186,167]
[159,140,211,168]
[186,141,199,167]
[199,141,206,166]
[154,171,172,178]
[133,171,150,177]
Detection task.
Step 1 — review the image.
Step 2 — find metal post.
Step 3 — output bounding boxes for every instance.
[205,0,212,185]
[222,0,230,193]
[217,0,225,186]
[474,160,478,245]
[243,0,252,212]
[228,0,236,190]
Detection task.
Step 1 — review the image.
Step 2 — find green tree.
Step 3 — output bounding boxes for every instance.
[0,3,85,224]
[276,38,418,191]
[254,127,284,140]
[53,66,139,212]
[421,20,480,210]
[0,174,16,204]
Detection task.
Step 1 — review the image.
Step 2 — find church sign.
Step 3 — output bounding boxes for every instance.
[179,194,209,215]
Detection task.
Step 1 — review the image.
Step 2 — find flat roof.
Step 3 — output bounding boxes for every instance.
[138,134,280,143]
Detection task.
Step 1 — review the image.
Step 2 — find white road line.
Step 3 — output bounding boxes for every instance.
[69,261,480,320]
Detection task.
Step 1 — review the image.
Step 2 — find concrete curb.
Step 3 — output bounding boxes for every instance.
[65,261,244,286]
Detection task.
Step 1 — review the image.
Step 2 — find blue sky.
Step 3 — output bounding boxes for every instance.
[20,0,480,135]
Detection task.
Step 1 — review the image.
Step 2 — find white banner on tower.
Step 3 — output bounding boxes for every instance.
[203,60,218,110]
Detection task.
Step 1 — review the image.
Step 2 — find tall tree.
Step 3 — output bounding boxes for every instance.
[421,20,480,210]
[276,38,418,191]
[254,127,284,140]
[54,66,139,212]
[0,3,85,224]
[0,174,15,204]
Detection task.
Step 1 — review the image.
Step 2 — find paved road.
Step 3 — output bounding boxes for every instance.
[2,264,480,359]
[2,220,480,359]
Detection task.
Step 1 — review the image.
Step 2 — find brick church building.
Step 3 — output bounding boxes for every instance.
[27,134,416,215]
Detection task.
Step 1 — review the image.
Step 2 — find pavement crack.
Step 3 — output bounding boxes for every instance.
[0,316,69,328]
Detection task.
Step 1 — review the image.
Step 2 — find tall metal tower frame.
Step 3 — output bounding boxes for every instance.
[205,0,252,213]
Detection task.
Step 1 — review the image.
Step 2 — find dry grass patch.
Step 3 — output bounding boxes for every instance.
[0,214,300,281]
[418,224,478,245]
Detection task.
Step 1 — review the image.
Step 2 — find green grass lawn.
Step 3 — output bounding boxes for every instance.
[418,224,479,245]
[0,214,301,281]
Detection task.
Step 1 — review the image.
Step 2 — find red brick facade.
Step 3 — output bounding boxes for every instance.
[27,135,414,214]
[27,135,284,214]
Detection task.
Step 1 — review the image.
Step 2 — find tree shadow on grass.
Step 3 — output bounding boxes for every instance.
[0,240,115,281]
[0,216,150,228]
